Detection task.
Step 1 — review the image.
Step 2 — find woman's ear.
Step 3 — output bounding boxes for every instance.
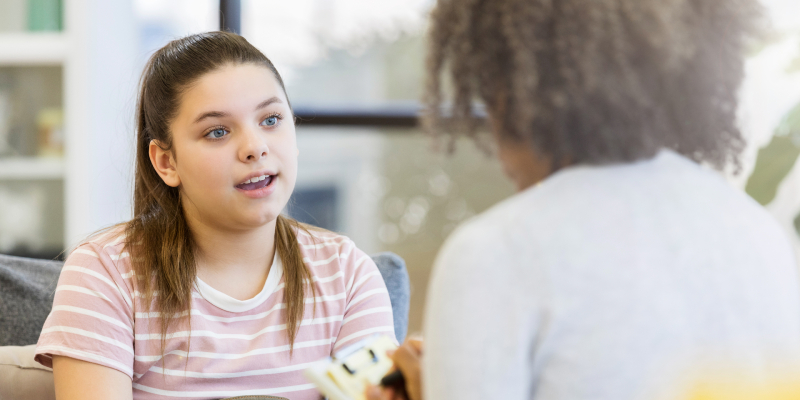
[149,140,181,187]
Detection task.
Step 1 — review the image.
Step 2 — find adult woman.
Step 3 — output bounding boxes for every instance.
[369,0,800,399]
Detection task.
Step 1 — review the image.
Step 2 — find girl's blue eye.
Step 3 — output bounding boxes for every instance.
[206,128,228,139]
[261,116,278,126]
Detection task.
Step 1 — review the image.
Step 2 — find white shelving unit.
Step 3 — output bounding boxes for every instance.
[0,0,139,252]
[0,32,68,65]
[0,30,68,255]
[0,158,64,180]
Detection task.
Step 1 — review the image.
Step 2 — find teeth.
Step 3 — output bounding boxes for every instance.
[241,174,271,185]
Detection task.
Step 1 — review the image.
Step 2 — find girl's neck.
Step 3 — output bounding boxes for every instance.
[191,219,277,272]
[183,208,277,300]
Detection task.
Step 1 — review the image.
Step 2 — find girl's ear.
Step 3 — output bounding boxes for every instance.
[149,140,181,187]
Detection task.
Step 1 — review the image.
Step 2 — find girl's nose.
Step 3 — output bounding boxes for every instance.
[238,127,269,162]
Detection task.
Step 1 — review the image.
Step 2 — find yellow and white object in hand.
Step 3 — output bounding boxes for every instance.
[304,335,397,400]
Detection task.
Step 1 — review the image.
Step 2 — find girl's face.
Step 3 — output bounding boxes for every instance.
[150,63,297,232]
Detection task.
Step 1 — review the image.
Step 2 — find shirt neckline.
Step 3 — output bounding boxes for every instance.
[194,251,283,313]
[531,148,687,192]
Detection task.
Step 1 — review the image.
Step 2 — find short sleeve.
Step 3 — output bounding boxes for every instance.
[333,242,396,352]
[422,222,540,400]
[35,242,136,378]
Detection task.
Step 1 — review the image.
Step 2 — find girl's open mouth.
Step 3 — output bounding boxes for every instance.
[235,174,274,191]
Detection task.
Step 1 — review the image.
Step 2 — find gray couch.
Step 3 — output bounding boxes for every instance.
[0,255,64,347]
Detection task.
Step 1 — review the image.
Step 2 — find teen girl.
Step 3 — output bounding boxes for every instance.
[34,31,395,400]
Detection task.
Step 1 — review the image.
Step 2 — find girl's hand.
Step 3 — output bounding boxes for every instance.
[365,338,424,400]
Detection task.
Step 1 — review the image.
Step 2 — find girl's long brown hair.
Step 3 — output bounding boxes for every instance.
[124,31,316,355]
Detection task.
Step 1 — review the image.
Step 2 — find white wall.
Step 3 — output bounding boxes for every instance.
[64,0,138,246]
[296,128,385,253]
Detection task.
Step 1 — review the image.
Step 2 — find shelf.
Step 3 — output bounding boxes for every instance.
[0,157,64,180]
[0,32,68,65]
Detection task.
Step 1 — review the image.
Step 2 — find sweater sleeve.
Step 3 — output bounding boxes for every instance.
[333,241,396,352]
[422,222,540,400]
[35,242,136,379]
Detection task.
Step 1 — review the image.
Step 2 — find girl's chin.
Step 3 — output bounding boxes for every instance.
[236,209,285,227]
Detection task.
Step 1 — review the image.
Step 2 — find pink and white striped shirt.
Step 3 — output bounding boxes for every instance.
[35,227,395,399]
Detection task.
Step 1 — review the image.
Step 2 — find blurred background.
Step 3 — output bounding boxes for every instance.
[0,0,798,333]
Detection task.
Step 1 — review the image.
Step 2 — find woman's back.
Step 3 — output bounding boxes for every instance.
[423,150,800,400]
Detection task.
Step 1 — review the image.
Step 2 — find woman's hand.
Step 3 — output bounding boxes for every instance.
[365,338,423,400]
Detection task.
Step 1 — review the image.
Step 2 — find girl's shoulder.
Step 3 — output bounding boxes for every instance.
[294,225,354,255]
[67,224,133,276]
[82,224,127,247]
[293,225,372,273]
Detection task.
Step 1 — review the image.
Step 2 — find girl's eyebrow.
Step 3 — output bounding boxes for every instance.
[192,96,283,124]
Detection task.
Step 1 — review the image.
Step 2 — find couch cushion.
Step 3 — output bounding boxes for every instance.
[0,344,55,400]
[371,252,410,343]
[0,254,62,346]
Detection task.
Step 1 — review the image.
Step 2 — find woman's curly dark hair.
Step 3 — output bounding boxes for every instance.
[423,0,763,170]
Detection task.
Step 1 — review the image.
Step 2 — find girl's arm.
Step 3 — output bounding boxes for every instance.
[334,242,397,352]
[53,356,133,400]
[35,239,137,396]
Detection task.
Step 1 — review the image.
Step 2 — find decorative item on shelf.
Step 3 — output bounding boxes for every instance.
[0,185,45,254]
[36,107,63,157]
[0,0,27,33]
[27,0,62,32]
[0,90,11,156]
